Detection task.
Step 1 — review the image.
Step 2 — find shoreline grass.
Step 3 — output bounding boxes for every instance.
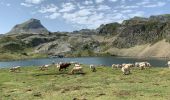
[0,65,170,100]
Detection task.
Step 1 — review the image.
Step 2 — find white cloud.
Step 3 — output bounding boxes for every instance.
[59,3,76,12]
[22,0,169,29]
[63,12,105,28]
[20,3,32,7]
[121,9,133,13]
[121,0,126,3]
[84,0,93,5]
[128,11,144,18]
[113,10,118,13]
[63,9,92,20]
[95,0,104,3]
[97,5,111,10]
[0,2,11,7]
[108,0,117,2]
[144,2,166,8]
[39,4,58,13]
[6,3,11,6]
[45,12,60,19]
[25,0,44,4]
[75,9,92,16]
[137,1,150,6]
[116,5,139,9]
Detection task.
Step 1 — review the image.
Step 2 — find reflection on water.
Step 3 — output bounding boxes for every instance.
[0,56,169,68]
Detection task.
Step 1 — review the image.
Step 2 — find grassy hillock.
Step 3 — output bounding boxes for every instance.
[0,65,170,100]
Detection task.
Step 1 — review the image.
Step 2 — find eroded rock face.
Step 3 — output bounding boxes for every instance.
[7,18,49,34]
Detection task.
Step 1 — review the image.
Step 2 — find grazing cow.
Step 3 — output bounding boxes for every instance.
[167,61,170,68]
[138,63,146,70]
[112,64,122,69]
[112,64,116,69]
[135,62,151,69]
[9,66,21,72]
[71,65,83,74]
[135,62,140,67]
[122,63,134,68]
[57,63,71,71]
[39,65,49,71]
[121,64,131,75]
[145,62,151,68]
[90,64,96,72]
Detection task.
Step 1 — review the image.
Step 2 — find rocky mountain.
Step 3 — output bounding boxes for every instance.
[7,18,49,34]
[112,15,170,48]
[1,14,170,60]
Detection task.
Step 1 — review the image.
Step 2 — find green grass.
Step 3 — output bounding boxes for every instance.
[0,65,170,100]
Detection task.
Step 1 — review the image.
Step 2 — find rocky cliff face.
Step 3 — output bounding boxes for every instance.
[110,14,170,48]
[1,14,170,58]
[7,18,49,34]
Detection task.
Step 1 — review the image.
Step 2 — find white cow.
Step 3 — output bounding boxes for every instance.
[135,62,151,69]
[90,64,96,72]
[71,65,83,74]
[167,61,170,68]
[39,64,49,71]
[121,64,131,75]
[112,64,122,69]
[9,66,21,72]
[138,63,146,70]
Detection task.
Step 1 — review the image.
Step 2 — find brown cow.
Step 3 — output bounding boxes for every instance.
[57,63,71,71]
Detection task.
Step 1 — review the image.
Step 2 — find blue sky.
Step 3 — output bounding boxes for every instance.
[0,0,170,34]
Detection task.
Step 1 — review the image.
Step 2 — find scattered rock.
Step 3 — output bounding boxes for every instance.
[73,98,87,100]
[26,89,32,92]
[140,94,144,96]
[4,94,11,97]
[33,92,41,97]
[153,83,160,86]
[113,90,131,97]
[61,88,70,93]
[129,81,135,83]
[96,93,106,97]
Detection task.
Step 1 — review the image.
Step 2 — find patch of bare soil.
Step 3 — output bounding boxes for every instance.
[96,93,106,97]
[113,90,131,97]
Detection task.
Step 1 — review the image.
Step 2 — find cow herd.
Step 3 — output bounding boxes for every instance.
[112,62,151,75]
[8,61,170,75]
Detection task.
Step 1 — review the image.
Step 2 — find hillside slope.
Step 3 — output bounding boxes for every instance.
[1,14,170,60]
[106,40,170,58]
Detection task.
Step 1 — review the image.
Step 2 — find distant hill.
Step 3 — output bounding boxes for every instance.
[7,18,49,34]
[1,14,170,60]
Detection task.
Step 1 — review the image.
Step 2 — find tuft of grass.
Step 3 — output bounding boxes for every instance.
[0,65,170,100]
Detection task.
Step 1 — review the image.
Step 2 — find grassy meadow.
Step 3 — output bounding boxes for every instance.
[0,65,170,100]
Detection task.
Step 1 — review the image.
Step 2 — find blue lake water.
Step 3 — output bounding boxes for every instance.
[0,56,169,68]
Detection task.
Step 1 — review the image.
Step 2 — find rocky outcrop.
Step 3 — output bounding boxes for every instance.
[7,18,49,34]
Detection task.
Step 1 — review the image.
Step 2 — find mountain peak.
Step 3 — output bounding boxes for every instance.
[27,18,41,23]
[7,18,49,34]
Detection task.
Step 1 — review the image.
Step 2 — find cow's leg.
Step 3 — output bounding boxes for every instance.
[59,68,61,71]
[71,69,74,74]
